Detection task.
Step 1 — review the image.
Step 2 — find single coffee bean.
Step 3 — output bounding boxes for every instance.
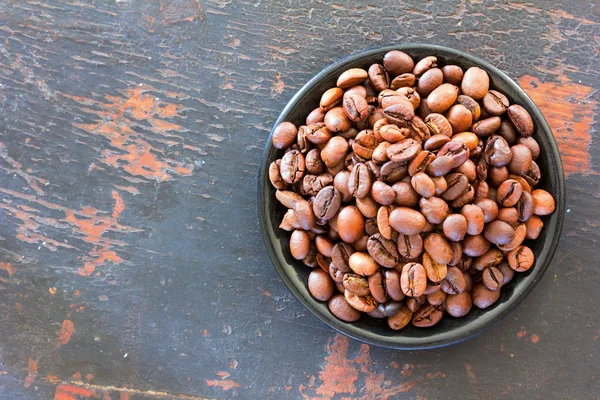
[368,307,386,319]
[484,135,512,167]
[426,155,454,177]
[356,195,379,218]
[462,234,491,257]
[381,301,404,317]
[337,206,365,243]
[280,150,306,184]
[508,144,533,175]
[532,189,555,215]
[313,186,342,220]
[316,235,334,257]
[408,151,436,176]
[372,141,391,164]
[302,173,334,196]
[365,218,379,236]
[396,233,423,260]
[316,253,331,273]
[523,161,541,186]
[498,261,514,285]
[371,181,395,205]
[333,170,353,202]
[427,289,447,306]
[424,134,451,151]
[392,181,420,207]
[472,116,501,137]
[475,199,499,223]
[461,67,489,100]
[388,305,412,330]
[451,184,475,209]
[411,172,436,198]
[518,136,540,159]
[437,141,470,168]
[348,163,372,199]
[324,107,352,133]
[389,207,427,235]
[497,179,523,207]
[473,248,504,271]
[483,220,515,246]
[328,294,361,321]
[384,269,405,301]
[417,68,443,96]
[482,266,503,291]
[400,262,427,297]
[269,160,288,190]
[337,68,368,89]
[368,270,388,303]
[306,107,327,125]
[427,83,458,113]
[445,291,472,317]
[486,166,508,188]
[441,65,464,85]
[472,283,500,309]
[379,89,410,109]
[441,266,467,295]
[344,152,367,171]
[508,104,534,137]
[345,85,368,98]
[497,207,519,227]
[412,56,437,77]
[497,223,527,252]
[432,176,448,196]
[321,136,349,167]
[379,124,409,143]
[290,229,311,260]
[396,87,421,109]
[412,304,444,327]
[343,273,371,296]
[386,139,420,163]
[457,95,481,121]
[272,122,298,149]
[442,173,469,201]
[425,113,453,136]
[305,149,324,174]
[525,215,544,240]
[376,205,396,240]
[451,133,479,153]
[453,159,477,183]
[367,233,400,268]
[331,242,353,272]
[368,63,390,92]
[474,180,490,202]
[383,50,414,76]
[443,214,468,242]
[498,120,519,145]
[390,73,416,89]
[450,243,463,268]
[462,204,485,235]
[406,295,427,312]
[508,245,535,272]
[482,90,510,116]
[456,254,473,272]
[383,102,415,126]
[320,87,345,110]
[516,191,534,221]
[419,196,450,224]
[309,269,335,301]
[424,233,453,265]
[339,127,360,140]
[343,93,369,122]
[422,252,448,283]
[348,252,378,276]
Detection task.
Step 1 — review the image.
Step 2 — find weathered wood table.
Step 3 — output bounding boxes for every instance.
[1,1,598,399]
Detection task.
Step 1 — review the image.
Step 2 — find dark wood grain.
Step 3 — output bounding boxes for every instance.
[0,0,599,399]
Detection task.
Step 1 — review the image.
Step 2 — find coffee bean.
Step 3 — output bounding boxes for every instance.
[315,235,334,257]
[422,252,448,283]
[320,87,345,110]
[346,85,368,98]
[443,214,468,241]
[457,95,481,121]
[427,289,447,306]
[337,68,368,89]
[337,206,364,243]
[412,56,437,77]
[508,104,534,137]
[383,50,414,76]
[379,89,408,109]
[474,180,490,202]
[388,305,413,330]
[497,223,527,252]
[305,149,324,174]
[348,163,372,199]
[331,242,353,272]
[367,233,400,268]
[372,141,390,164]
[313,186,342,220]
[406,295,427,312]
[392,181,420,207]
[390,73,416,89]
[419,196,450,224]
[368,63,390,92]
[426,155,454,177]
[424,233,453,265]
[407,151,435,176]
[498,261,514,285]
[451,183,475,209]
[472,283,500,309]
[280,150,306,184]
[309,269,335,301]
[412,304,443,327]
[525,215,544,240]
[381,301,403,317]
[482,90,510,116]
[508,144,533,175]
[306,107,327,125]
[417,68,443,96]
[438,141,470,169]
[424,134,451,151]
[442,173,468,201]
[408,116,431,143]
[441,65,464,85]
[483,220,515,245]
[368,181,394,206]
[445,291,472,317]
[497,207,519,227]
[424,114,452,138]
[396,87,421,109]
[343,93,370,122]
[497,179,523,207]
[389,207,427,235]
[321,136,348,167]
[475,198,499,223]
[532,189,555,215]
[461,67,489,100]
[269,160,288,190]
[427,83,459,113]
[417,97,433,120]
[396,233,423,260]
[290,230,311,260]
[498,120,519,145]
[343,273,371,296]
[518,136,540,159]
[523,161,541,186]
[324,107,351,133]
[411,172,436,198]
[516,191,534,221]
[473,248,504,272]
[272,122,298,149]
[368,270,388,303]
[484,135,512,167]
[482,266,503,291]
[384,269,405,301]
[386,139,420,163]
[462,234,491,257]
[384,102,415,126]
[348,252,378,276]
[472,116,501,137]
[328,294,361,321]
[461,204,484,235]
[400,262,427,297]
[453,159,477,183]
[441,266,466,295]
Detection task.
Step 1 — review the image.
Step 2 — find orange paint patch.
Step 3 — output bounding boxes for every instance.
[518,75,596,176]
[206,379,240,391]
[272,73,285,95]
[113,185,140,195]
[300,335,434,399]
[215,371,230,378]
[64,85,194,182]
[57,320,74,346]
[111,191,125,218]
[0,262,15,277]
[54,384,97,400]
[531,334,540,343]
[516,330,527,339]
[465,364,476,383]
[24,357,38,388]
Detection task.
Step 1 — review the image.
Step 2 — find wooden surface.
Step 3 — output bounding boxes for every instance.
[0,1,599,399]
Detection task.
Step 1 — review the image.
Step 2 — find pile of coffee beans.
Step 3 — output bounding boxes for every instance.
[268,50,556,329]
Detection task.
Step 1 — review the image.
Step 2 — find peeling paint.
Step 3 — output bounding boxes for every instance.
[57,320,75,346]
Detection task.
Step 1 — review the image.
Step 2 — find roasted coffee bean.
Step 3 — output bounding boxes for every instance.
[462,234,491,257]
[497,179,522,207]
[445,291,472,317]
[518,136,540,159]
[383,50,414,76]
[339,127,360,140]
[472,283,500,309]
[388,305,413,330]
[408,116,430,143]
[461,67,489,100]
[321,136,348,167]
[376,205,395,240]
[367,233,400,268]
[392,181,420,207]
[313,186,342,220]
[368,63,390,92]
[508,246,535,272]
[356,195,379,218]
[532,189,555,215]
[453,159,477,183]
[290,230,311,260]
[525,215,544,240]
[384,269,405,301]
[484,135,512,167]
[344,152,367,171]
[365,218,379,236]
[432,176,448,196]
[343,273,371,296]
[280,150,306,184]
[331,242,353,272]
[368,270,388,303]
[457,95,481,121]
[309,269,335,301]
[390,73,416,89]
[424,134,451,151]
[333,170,353,202]
[472,248,504,271]
[425,113,453,137]
[324,107,352,133]
[396,87,421,110]
[348,163,372,199]
[487,166,509,188]
[408,151,436,176]
[412,304,443,327]
[302,173,334,196]
[337,206,365,243]
[508,104,534,137]
[316,235,334,257]
[328,294,361,321]
[422,252,448,283]
[379,89,410,109]
[397,233,423,260]
[417,68,444,96]
[400,262,427,297]
[482,90,509,116]
[450,243,463,267]
[441,65,464,85]
[413,56,437,77]
[348,252,378,276]
[475,199,499,223]
[380,301,403,317]
[452,132,479,153]
[305,149,324,174]
[498,120,519,145]
[523,161,541,186]
[419,196,450,224]
[456,254,473,272]
[472,116,501,137]
[483,220,515,245]
[442,173,469,201]
[438,141,470,168]
[337,68,368,89]
[443,214,468,241]
[269,160,288,190]
[353,129,378,159]
[497,223,527,252]
[383,102,415,126]
[307,107,327,125]
[389,207,427,235]
[516,191,534,221]
[441,266,466,295]
[426,155,454,176]
[451,184,475,209]
[372,141,391,164]
[343,93,370,122]
[474,180,490,202]
[508,144,533,175]
[498,261,514,285]
[482,266,503,291]
[320,87,345,110]
[406,295,427,312]
[427,289,447,306]
[379,124,409,143]
[272,122,298,149]
[411,172,436,198]
[424,233,453,265]
[275,190,304,208]
[386,139,420,163]
[427,83,459,113]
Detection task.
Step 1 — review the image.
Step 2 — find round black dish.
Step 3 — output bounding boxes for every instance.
[257,44,565,350]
